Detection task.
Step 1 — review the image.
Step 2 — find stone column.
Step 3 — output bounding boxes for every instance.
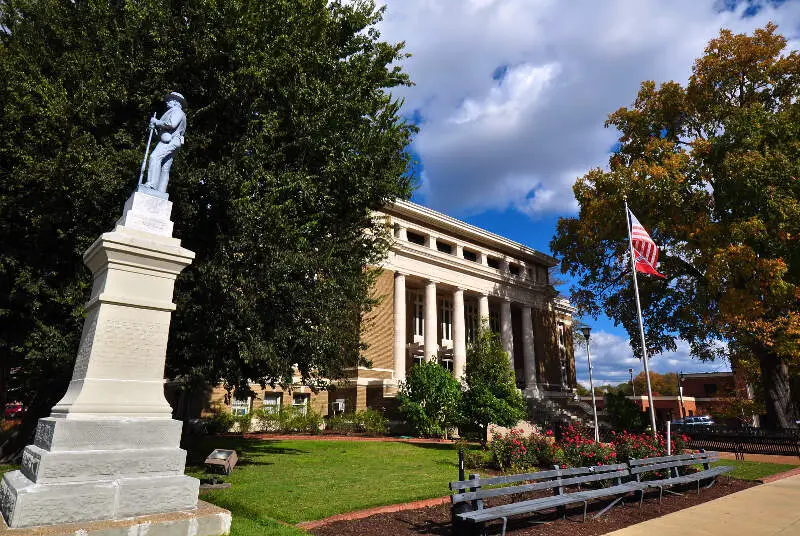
[393,272,406,382]
[478,293,490,329]
[522,306,539,397]
[424,280,438,362]
[452,288,466,378]
[0,191,202,528]
[500,299,514,367]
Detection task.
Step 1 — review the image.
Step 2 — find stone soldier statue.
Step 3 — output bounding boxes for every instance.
[142,91,187,193]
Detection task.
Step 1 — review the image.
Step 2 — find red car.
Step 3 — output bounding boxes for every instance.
[3,403,24,420]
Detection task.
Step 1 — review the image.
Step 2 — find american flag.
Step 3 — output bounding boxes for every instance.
[628,209,666,279]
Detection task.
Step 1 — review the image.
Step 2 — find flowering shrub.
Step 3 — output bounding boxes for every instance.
[488,426,689,474]
[559,425,616,467]
[489,428,563,472]
[611,430,688,462]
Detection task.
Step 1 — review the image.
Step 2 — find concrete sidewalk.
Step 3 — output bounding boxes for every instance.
[607,474,800,536]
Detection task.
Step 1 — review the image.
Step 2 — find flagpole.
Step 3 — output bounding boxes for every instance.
[624,196,658,438]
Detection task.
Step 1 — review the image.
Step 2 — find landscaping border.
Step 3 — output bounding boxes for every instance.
[296,496,451,530]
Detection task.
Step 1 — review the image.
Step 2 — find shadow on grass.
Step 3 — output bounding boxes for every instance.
[183,436,309,466]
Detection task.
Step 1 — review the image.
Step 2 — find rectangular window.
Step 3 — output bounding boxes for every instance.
[411,293,424,338]
[489,308,500,334]
[538,266,548,285]
[465,302,479,343]
[704,384,718,396]
[406,230,426,245]
[527,267,536,282]
[487,257,500,269]
[462,249,478,262]
[557,322,566,348]
[509,263,520,276]
[231,397,251,416]
[436,240,454,255]
[440,298,452,341]
[292,394,309,415]
[262,393,281,414]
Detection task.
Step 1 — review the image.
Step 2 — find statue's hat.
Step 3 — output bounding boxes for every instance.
[165,91,186,108]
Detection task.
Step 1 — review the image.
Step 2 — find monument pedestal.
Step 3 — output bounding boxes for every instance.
[0,192,215,529]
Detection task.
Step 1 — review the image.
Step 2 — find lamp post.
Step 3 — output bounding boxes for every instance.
[581,326,600,442]
[629,368,636,399]
[678,372,686,420]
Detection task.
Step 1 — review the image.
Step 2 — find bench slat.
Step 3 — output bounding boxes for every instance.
[630,457,719,475]
[450,468,571,491]
[628,453,697,466]
[449,463,626,491]
[554,469,630,488]
[457,482,644,523]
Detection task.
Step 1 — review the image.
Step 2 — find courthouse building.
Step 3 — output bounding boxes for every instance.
[205,200,577,417]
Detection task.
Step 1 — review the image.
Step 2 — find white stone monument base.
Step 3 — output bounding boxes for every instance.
[0,500,230,536]
[0,419,199,528]
[0,191,202,529]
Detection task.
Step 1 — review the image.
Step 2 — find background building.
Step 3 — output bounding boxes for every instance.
[200,200,576,418]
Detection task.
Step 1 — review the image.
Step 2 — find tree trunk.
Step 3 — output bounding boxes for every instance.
[757,347,797,429]
[0,362,8,412]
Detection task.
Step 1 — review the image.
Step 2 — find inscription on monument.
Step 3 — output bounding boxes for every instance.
[90,319,170,379]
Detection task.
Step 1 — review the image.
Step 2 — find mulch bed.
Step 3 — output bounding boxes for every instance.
[308,476,755,536]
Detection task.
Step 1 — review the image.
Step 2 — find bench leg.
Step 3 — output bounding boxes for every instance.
[703,478,717,490]
[500,517,508,536]
[583,501,588,522]
[658,486,664,504]
[639,489,645,509]
[593,495,625,520]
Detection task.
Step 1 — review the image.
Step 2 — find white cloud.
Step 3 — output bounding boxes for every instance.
[378,0,800,217]
[574,330,730,388]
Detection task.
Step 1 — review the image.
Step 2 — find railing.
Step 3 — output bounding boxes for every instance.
[674,426,800,459]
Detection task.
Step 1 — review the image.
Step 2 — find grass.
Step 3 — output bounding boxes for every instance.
[184,437,462,535]
[711,459,798,481]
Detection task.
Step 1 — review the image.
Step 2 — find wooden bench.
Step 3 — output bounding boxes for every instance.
[628,451,733,504]
[450,463,648,536]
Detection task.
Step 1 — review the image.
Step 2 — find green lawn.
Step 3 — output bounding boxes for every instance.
[712,459,798,481]
[184,438,462,535]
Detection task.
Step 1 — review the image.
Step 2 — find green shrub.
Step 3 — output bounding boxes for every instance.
[326,409,389,436]
[203,409,237,435]
[251,407,323,434]
[398,361,462,438]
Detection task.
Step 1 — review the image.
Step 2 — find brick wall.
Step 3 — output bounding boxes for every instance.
[360,269,395,374]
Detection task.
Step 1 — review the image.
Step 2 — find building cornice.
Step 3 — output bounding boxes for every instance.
[387,200,557,267]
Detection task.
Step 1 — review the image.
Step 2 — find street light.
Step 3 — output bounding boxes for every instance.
[581,326,600,442]
[678,372,686,420]
[629,368,636,399]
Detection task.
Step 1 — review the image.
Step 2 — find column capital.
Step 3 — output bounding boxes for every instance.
[426,278,439,286]
[394,270,406,278]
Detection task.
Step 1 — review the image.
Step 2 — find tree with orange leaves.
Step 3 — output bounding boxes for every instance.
[552,24,799,429]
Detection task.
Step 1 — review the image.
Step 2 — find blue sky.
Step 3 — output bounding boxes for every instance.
[378,0,800,386]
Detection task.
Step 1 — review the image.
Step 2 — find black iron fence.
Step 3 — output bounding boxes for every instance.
[673,425,800,459]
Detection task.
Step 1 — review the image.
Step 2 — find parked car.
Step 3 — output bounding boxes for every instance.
[3,403,24,420]
[681,416,715,426]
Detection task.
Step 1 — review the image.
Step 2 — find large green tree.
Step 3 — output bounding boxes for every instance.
[552,24,799,428]
[0,0,414,458]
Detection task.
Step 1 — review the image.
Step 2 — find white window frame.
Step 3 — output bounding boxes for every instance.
[440,298,452,342]
[231,397,251,416]
[412,292,424,338]
[262,393,281,414]
[465,302,478,343]
[292,393,310,415]
[557,322,566,349]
